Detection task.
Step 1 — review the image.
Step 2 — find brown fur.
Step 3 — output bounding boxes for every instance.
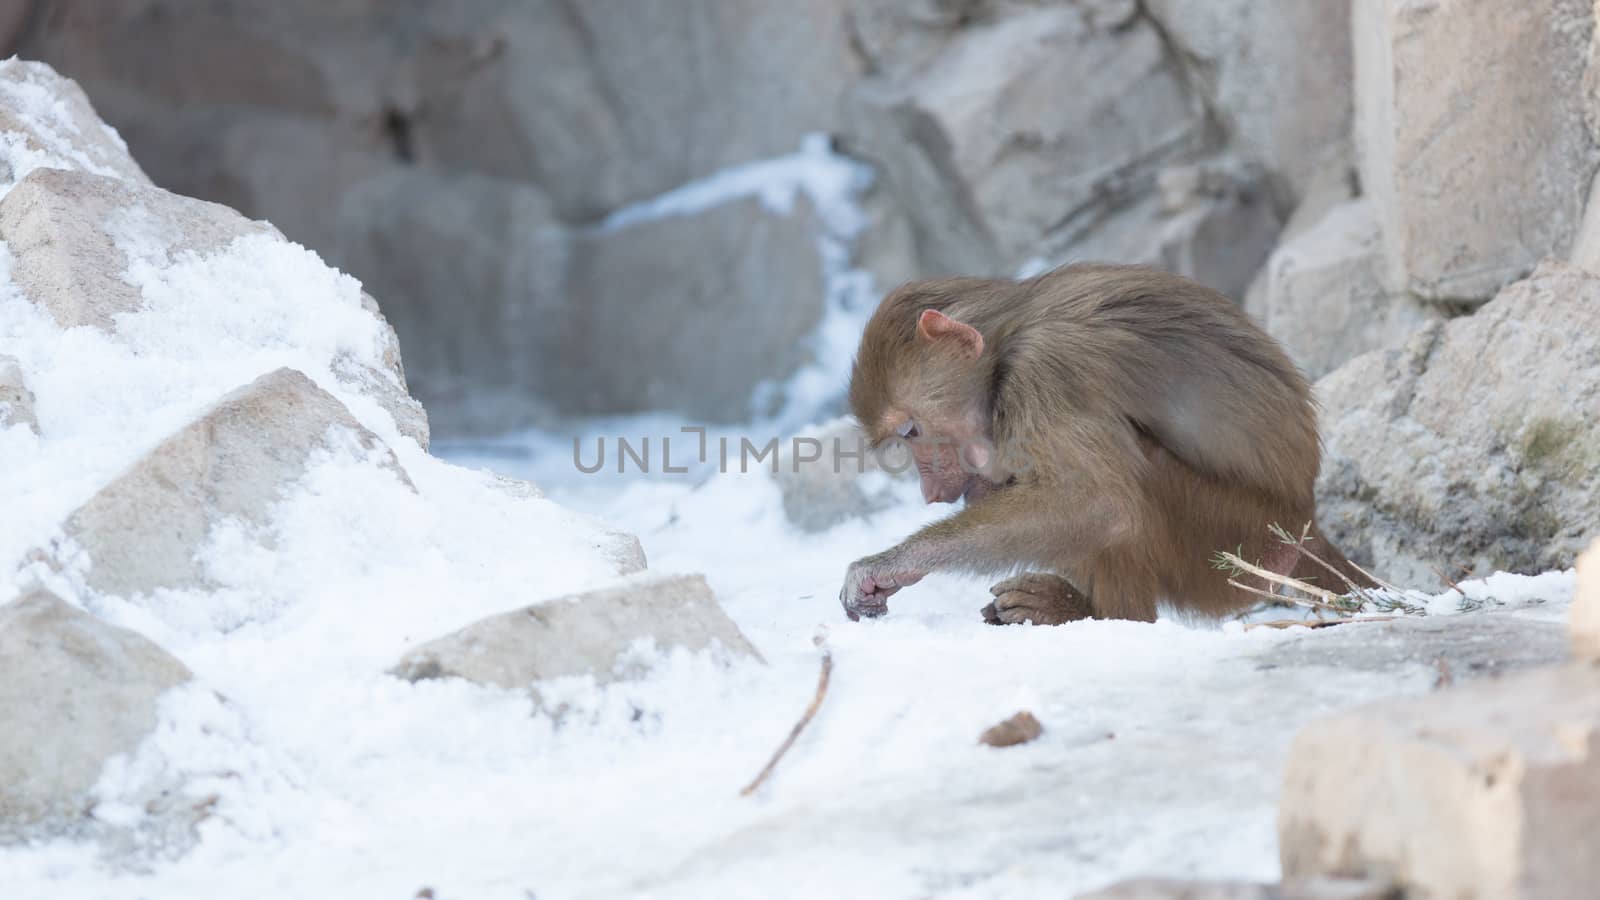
[840,263,1372,623]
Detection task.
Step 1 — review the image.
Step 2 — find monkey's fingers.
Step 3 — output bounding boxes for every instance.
[988,587,1093,626]
[980,601,1003,625]
[990,572,1077,597]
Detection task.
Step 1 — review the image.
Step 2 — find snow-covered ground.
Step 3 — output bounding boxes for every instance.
[6,417,1571,899]
[0,80,1577,898]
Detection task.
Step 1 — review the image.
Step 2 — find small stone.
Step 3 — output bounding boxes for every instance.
[978,711,1043,747]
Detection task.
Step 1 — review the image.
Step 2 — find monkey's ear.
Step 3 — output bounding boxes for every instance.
[916,309,984,360]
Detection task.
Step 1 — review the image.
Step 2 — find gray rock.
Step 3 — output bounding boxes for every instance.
[1144,0,1354,208]
[1353,0,1599,302]
[1260,610,1570,682]
[0,166,429,448]
[407,0,863,221]
[1279,663,1600,899]
[0,589,190,839]
[1077,877,1393,900]
[564,196,824,422]
[1045,160,1280,300]
[1315,261,1600,589]
[18,0,861,224]
[338,164,826,430]
[0,58,150,189]
[66,367,410,597]
[1246,199,1440,379]
[773,419,908,533]
[333,165,567,435]
[392,574,758,694]
[0,355,37,433]
[844,5,1203,274]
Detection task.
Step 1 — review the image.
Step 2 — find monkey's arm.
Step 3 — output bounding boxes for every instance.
[838,478,1131,620]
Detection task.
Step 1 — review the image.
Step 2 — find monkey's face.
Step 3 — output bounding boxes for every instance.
[882,406,1000,505]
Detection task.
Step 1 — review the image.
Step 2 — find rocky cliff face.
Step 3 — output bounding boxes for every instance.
[4,0,1340,432]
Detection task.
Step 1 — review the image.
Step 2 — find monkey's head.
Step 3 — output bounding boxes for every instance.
[849,284,1003,505]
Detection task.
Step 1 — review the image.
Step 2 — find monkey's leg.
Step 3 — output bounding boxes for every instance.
[981,573,1093,626]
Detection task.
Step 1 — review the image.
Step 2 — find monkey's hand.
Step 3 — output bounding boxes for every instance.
[839,551,926,621]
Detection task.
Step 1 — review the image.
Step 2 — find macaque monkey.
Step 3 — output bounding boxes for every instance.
[838,263,1371,625]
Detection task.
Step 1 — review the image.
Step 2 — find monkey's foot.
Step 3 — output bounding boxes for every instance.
[981,573,1093,626]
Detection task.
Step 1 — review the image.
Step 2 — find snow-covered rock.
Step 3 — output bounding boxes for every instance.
[1316,261,1600,587]
[0,353,36,433]
[1279,663,1600,899]
[0,166,430,448]
[0,59,150,190]
[0,166,279,330]
[1246,199,1439,379]
[0,588,191,838]
[1573,537,1600,660]
[391,574,758,694]
[63,367,408,598]
[1353,0,1599,302]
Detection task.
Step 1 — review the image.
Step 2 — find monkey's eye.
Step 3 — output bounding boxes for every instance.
[896,419,920,440]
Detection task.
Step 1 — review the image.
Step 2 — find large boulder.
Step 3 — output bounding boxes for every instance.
[1352,0,1599,302]
[1279,664,1600,899]
[844,4,1203,274]
[0,166,429,447]
[338,165,827,430]
[1144,0,1354,208]
[0,58,150,190]
[1059,160,1281,299]
[17,0,862,228]
[65,367,409,597]
[391,574,758,696]
[0,589,191,839]
[0,355,37,433]
[563,195,825,421]
[1315,261,1600,588]
[1247,199,1440,380]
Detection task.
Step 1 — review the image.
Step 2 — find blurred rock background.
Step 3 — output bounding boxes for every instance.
[0,0,1338,434]
[7,0,1599,460]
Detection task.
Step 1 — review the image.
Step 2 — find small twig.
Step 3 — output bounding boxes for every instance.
[740,636,833,797]
[1345,558,1403,595]
[1219,553,1349,610]
[1269,523,1380,606]
[1228,578,1330,616]
[1429,563,1466,597]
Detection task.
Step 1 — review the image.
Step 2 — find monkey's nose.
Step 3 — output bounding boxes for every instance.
[919,473,942,504]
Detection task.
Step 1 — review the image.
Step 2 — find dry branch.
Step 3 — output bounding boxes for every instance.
[740,636,833,797]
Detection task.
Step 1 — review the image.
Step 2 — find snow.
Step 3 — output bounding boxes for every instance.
[0,91,1582,900]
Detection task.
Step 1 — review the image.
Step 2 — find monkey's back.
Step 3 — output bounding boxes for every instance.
[989,264,1320,511]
